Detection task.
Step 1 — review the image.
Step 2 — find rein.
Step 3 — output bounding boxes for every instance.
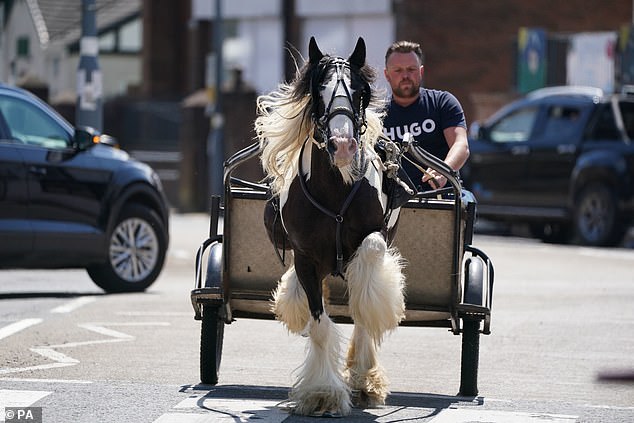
[298,139,363,277]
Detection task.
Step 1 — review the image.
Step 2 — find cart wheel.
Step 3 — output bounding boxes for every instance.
[463,257,484,306]
[200,304,224,385]
[459,318,480,397]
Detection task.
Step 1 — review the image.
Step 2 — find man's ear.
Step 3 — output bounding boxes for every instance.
[420,65,425,78]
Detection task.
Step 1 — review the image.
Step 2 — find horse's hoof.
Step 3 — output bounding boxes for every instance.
[350,389,368,408]
[350,389,386,409]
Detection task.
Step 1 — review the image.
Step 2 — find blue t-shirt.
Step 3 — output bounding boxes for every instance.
[383,88,466,187]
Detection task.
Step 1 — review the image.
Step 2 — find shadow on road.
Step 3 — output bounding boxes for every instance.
[180,384,483,421]
[0,291,105,300]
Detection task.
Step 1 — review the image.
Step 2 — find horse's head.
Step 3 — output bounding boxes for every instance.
[307,37,374,176]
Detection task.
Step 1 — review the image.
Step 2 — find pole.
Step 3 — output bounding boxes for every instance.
[208,0,224,198]
[76,0,103,131]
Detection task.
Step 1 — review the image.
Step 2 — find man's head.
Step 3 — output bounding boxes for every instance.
[384,41,424,105]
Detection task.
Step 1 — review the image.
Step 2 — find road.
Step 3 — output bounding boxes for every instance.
[1,213,633,422]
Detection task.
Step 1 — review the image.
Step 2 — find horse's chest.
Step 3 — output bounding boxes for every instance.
[281,178,384,251]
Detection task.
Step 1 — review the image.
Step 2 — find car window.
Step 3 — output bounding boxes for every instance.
[0,95,70,149]
[586,104,619,141]
[539,106,583,142]
[489,106,537,143]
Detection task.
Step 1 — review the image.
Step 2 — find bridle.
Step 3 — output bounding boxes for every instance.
[311,57,368,150]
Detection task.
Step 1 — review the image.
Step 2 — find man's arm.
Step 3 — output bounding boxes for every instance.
[443,126,470,171]
[422,126,470,188]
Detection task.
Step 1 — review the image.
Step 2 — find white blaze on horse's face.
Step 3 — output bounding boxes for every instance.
[322,69,358,168]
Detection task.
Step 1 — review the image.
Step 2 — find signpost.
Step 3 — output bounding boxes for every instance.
[76,0,103,132]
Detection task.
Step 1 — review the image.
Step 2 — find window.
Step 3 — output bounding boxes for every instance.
[587,104,619,140]
[0,97,70,149]
[118,19,141,52]
[489,106,538,143]
[539,106,582,142]
[16,37,29,57]
[619,101,634,139]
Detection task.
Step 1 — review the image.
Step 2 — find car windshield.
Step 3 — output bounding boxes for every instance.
[489,106,538,143]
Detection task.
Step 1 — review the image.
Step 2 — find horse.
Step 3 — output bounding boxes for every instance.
[255,37,406,416]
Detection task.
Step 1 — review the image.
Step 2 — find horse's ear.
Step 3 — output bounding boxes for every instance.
[309,37,324,65]
[348,37,366,68]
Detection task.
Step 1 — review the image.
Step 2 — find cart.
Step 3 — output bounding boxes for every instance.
[190,142,494,397]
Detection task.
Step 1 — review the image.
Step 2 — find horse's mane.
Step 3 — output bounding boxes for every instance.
[256,54,386,196]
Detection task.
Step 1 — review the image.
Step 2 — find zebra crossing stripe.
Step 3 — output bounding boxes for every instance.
[429,408,578,422]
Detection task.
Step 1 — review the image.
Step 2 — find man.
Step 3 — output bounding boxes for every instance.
[383,40,469,190]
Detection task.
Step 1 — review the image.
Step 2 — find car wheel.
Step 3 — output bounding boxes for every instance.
[574,183,621,246]
[88,204,167,292]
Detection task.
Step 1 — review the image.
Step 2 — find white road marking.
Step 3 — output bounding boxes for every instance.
[50,297,96,314]
[429,408,578,422]
[0,377,92,384]
[0,361,76,375]
[0,389,51,420]
[30,348,79,364]
[0,322,170,376]
[116,311,191,317]
[584,404,634,411]
[154,396,288,423]
[77,323,134,339]
[0,319,42,341]
[153,413,223,423]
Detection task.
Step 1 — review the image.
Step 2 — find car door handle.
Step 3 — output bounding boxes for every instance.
[510,145,530,155]
[557,144,576,154]
[28,166,47,176]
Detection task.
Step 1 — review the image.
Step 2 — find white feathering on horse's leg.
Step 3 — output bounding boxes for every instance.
[271,266,310,334]
[290,314,352,416]
[344,325,389,407]
[344,232,405,406]
[345,232,406,344]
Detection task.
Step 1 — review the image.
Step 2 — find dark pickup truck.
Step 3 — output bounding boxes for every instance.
[463,86,634,246]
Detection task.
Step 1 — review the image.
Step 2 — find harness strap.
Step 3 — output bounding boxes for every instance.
[298,141,362,276]
[270,196,287,267]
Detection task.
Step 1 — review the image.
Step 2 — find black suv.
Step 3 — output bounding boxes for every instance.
[0,84,170,291]
[464,86,634,246]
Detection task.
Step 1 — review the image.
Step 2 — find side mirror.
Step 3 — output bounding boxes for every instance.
[73,126,119,150]
[98,134,119,147]
[478,125,488,140]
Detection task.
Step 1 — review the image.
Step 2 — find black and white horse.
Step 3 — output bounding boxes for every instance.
[256,37,406,416]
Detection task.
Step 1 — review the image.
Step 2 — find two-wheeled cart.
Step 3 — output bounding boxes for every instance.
[190,142,494,396]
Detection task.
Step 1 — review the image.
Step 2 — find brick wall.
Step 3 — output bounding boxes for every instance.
[393,0,632,123]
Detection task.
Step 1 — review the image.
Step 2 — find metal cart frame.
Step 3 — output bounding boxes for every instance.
[190,142,494,396]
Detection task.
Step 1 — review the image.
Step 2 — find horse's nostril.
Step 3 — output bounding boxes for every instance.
[348,138,358,153]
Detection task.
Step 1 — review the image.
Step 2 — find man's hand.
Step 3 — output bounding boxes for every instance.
[422,168,446,189]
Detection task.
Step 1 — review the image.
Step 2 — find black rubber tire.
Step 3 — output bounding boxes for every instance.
[574,183,621,246]
[200,304,224,385]
[87,204,167,293]
[463,258,484,306]
[459,319,480,397]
